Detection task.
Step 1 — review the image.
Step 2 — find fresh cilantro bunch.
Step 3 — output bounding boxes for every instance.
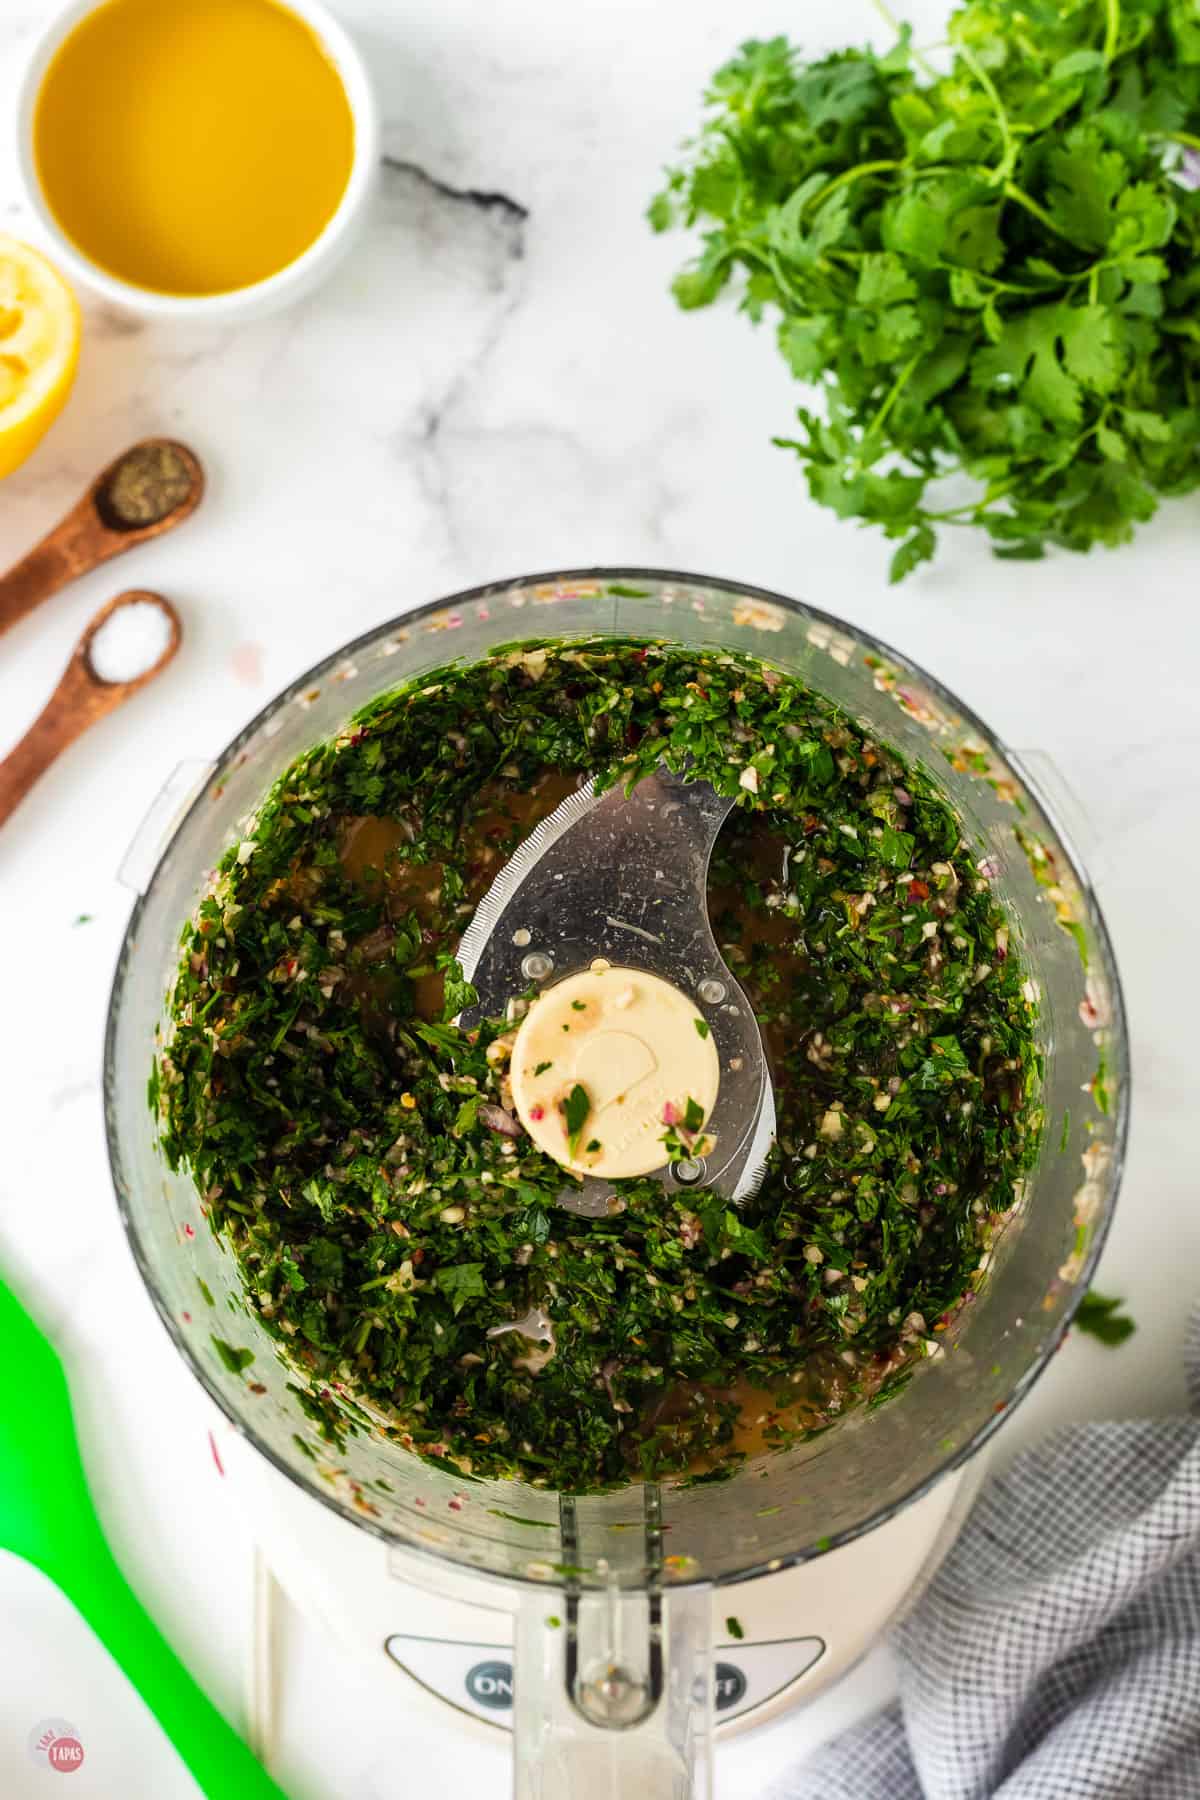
[651,0,1200,580]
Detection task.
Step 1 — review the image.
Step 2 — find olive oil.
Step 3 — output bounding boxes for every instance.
[34,0,354,297]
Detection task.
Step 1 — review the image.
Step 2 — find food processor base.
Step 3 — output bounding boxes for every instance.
[222,1431,983,1747]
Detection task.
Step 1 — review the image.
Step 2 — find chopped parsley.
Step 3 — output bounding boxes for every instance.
[1075,1289,1136,1347]
[563,1082,591,1158]
[157,639,1043,1491]
[212,1337,254,1376]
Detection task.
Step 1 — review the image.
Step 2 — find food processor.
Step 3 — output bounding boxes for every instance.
[105,571,1127,1795]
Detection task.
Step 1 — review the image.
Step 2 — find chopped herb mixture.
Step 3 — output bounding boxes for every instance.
[156,640,1041,1491]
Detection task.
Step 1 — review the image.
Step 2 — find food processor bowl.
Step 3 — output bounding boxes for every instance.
[105,571,1128,1795]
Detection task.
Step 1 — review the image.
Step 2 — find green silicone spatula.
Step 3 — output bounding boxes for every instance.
[0,1275,287,1800]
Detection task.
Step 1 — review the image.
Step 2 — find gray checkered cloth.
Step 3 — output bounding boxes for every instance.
[775,1313,1200,1799]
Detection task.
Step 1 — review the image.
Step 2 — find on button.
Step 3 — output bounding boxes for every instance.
[465,1659,514,1709]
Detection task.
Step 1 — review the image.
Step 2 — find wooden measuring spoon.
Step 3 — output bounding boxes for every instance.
[0,590,181,828]
[0,439,203,640]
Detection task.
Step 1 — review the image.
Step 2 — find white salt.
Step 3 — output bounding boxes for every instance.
[89,601,173,684]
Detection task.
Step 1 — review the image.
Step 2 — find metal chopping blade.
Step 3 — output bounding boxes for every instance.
[457,764,776,1207]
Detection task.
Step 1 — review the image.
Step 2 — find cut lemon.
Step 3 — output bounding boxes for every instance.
[0,236,81,479]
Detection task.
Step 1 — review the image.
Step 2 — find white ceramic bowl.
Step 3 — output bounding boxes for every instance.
[15,0,379,322]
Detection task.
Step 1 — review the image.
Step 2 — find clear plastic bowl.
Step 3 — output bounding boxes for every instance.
[105,570,1128,1794]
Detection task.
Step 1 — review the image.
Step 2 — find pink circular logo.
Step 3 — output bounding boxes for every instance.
[48,1737,85,1773]
[27,1720,86,1775]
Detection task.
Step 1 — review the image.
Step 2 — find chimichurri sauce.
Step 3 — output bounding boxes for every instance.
[156,640,1041,1491]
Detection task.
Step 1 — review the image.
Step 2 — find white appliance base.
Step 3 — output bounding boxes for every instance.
[222,1428,982,1748]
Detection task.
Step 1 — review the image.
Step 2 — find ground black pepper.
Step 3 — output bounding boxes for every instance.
[98,442,195,530]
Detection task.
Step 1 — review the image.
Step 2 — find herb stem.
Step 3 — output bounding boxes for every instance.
[808,160,904,215]
[1002,181,1071,237]
[1169,131,1200,151]
[926,476,1020,522]
[1101,0,1121,65]
[869,0,940,79]
[958,43,1016,180]
[857,353,923,462]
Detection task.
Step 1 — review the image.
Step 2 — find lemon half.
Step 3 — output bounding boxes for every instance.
[0,236,81,479]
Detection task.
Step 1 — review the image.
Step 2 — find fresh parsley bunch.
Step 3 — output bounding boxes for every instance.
[651,0,1200,580]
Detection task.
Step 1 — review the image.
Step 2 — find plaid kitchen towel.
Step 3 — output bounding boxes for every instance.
[775,1312,1200,1799]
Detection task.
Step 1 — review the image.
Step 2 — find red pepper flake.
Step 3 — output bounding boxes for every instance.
[183,1222,196,1240]
[208,1431,225,1478]
[248,1382,268,1395]
[529,1104,545,1121]
[908,879,930,901]
[181,1311,192,1324]
[448,1494,465,1512]
[993,1401,1007,1414]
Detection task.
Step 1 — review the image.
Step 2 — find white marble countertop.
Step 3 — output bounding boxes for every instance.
[1,0,1197,1794]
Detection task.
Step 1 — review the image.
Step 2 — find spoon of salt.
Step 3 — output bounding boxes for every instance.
[0,590,181,828]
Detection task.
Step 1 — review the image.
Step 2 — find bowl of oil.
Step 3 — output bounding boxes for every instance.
[16,0,378,320]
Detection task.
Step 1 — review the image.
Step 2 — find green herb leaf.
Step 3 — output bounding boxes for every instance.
[455,1095,481,1135]
[1074,1289,1136,1347]
[563,1082,591,1156]
[439,957,478,1022]
[879,825,915,869]
[512,1199,553,1245]
[434,1262,488,1316]
[212,1337,254,1375]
